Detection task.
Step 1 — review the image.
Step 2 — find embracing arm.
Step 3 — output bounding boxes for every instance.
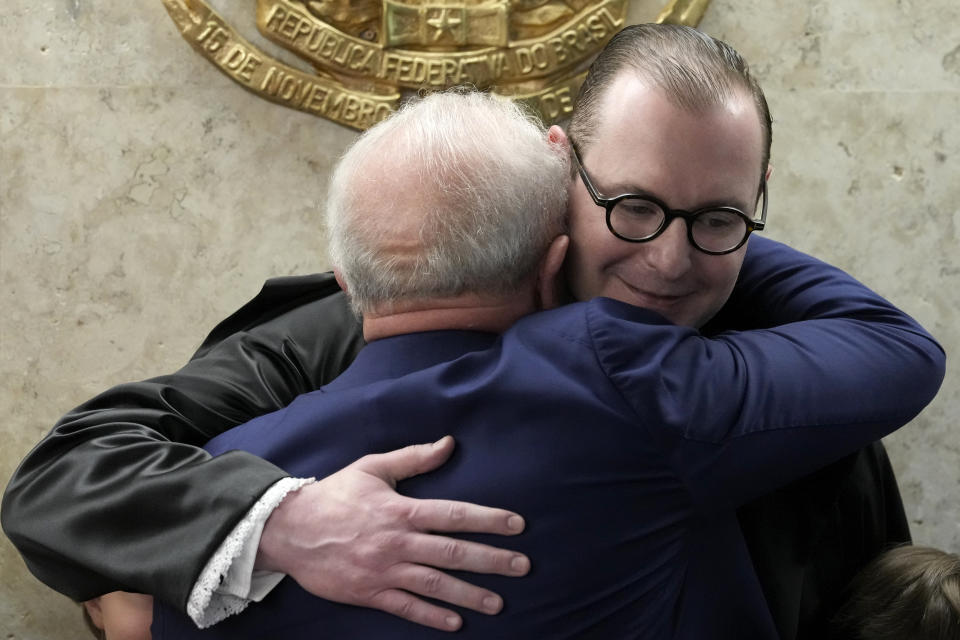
[703,237,928,639]
[598,236,945,508]
[1,274,362,608]
[703,235,868,334]
[674,237,936,640]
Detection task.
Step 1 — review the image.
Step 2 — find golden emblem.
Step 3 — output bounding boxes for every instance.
[162,0,712,130]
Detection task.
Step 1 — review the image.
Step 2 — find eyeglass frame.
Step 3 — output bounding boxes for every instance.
[570,142,767,256]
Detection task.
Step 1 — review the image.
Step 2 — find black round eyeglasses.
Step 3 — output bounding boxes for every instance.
[571,143,767,255]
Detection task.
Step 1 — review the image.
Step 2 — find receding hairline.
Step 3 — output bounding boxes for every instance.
[567,23,773,180]
[583,70,767,176]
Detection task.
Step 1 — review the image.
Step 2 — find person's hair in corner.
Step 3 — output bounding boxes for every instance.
[326,89,569,318]
[832,545,960,640]
[567,23,772,178]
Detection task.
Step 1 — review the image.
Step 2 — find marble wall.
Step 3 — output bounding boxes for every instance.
[1,0,957,636]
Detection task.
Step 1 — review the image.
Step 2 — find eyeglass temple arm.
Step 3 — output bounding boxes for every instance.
[752,180,768,230]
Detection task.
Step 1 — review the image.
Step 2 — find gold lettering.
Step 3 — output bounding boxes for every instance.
[279,74,301,101]
[599,6,625,31]
[306,27,325,52]
[374,104,393,124]
[537,86,574,120]
[196,22,229,53]
[443,59,458,84]
[162,0,405,130]
[306,85,329,113]
[406,58,424,84]
[342,96,360,122]
[196,21,216,44]
[549,37,567,64]
[359,49,378,74]
[492,51,511,78]
[258,2,380,76]
[473,55,496,83]
[381,54,400,79]
[280,13,300,39]
[515,48,534,74]
[332,39,350,65]
[239,55,262,83]
[224,45,246,71]
[293,15,313,44]
[260,65,281,93]
[349,47,367,71]
[457,57,483,84]
[530,43,549,69]
[264,5,286,31]
[507,4,626,78]
[222,45,262,84]
[576,23,598,47]
[322,90,389,128]
[428,59,444,85]
[319,33,338,59]
[358,100,375,123]
[586,14,607,39]
[397,57,413,82]
[263,70,333,113]
[258,0,623,87]
[326,91,346,118]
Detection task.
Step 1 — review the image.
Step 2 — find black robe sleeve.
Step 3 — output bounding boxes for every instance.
[1,273,365,612]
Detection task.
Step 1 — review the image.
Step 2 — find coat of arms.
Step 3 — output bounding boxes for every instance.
[163,0,712,129]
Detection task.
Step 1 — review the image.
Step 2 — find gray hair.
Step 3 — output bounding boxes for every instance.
[326,90,569,317]
[568,23,772,180]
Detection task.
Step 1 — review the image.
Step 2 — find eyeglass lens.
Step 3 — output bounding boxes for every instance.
[610,198,748,253]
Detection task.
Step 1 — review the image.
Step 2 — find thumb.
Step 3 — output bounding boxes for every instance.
[355,436,456,486]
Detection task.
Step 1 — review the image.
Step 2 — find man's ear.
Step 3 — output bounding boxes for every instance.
[547,125,569,151]
[333,269,348,293]
[536,234,570,311]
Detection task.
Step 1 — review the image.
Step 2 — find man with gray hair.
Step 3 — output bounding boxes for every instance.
[147,89,943,638]
[324,89,568,322]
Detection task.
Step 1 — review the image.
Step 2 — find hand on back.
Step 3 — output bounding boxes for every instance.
[255,436,530,631]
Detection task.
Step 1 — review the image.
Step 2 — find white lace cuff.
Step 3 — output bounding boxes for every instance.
[186,476,315,628]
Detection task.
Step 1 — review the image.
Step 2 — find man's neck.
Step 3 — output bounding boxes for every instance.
[362,294,536,342]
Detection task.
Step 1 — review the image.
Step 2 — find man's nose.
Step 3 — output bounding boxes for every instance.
[642,219,692,280]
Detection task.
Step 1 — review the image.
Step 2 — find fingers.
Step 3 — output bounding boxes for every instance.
[405,497,526,537]
[369,588,463,632]
[368,564,508,631]
[357,436,456,485]
[401,532,530,577]
[390,564,504,614]
[353,439,528,538]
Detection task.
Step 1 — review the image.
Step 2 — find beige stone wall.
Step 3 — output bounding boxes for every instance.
[1,0,957,636]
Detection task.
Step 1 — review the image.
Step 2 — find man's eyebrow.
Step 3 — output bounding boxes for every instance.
[698,195,754,212]
[600,180,752,212]
[586,172,665,202]
[598,180,662,200]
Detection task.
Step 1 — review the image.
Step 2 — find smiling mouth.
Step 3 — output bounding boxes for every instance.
[617,277,688,307]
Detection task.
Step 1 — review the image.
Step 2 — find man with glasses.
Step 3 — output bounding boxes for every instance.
[3,24,936,639]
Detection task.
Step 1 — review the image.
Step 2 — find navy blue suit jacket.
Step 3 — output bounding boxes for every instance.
[152,239,944,639]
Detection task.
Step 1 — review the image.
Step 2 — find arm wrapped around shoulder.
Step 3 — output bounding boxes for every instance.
[1,275,364,611]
